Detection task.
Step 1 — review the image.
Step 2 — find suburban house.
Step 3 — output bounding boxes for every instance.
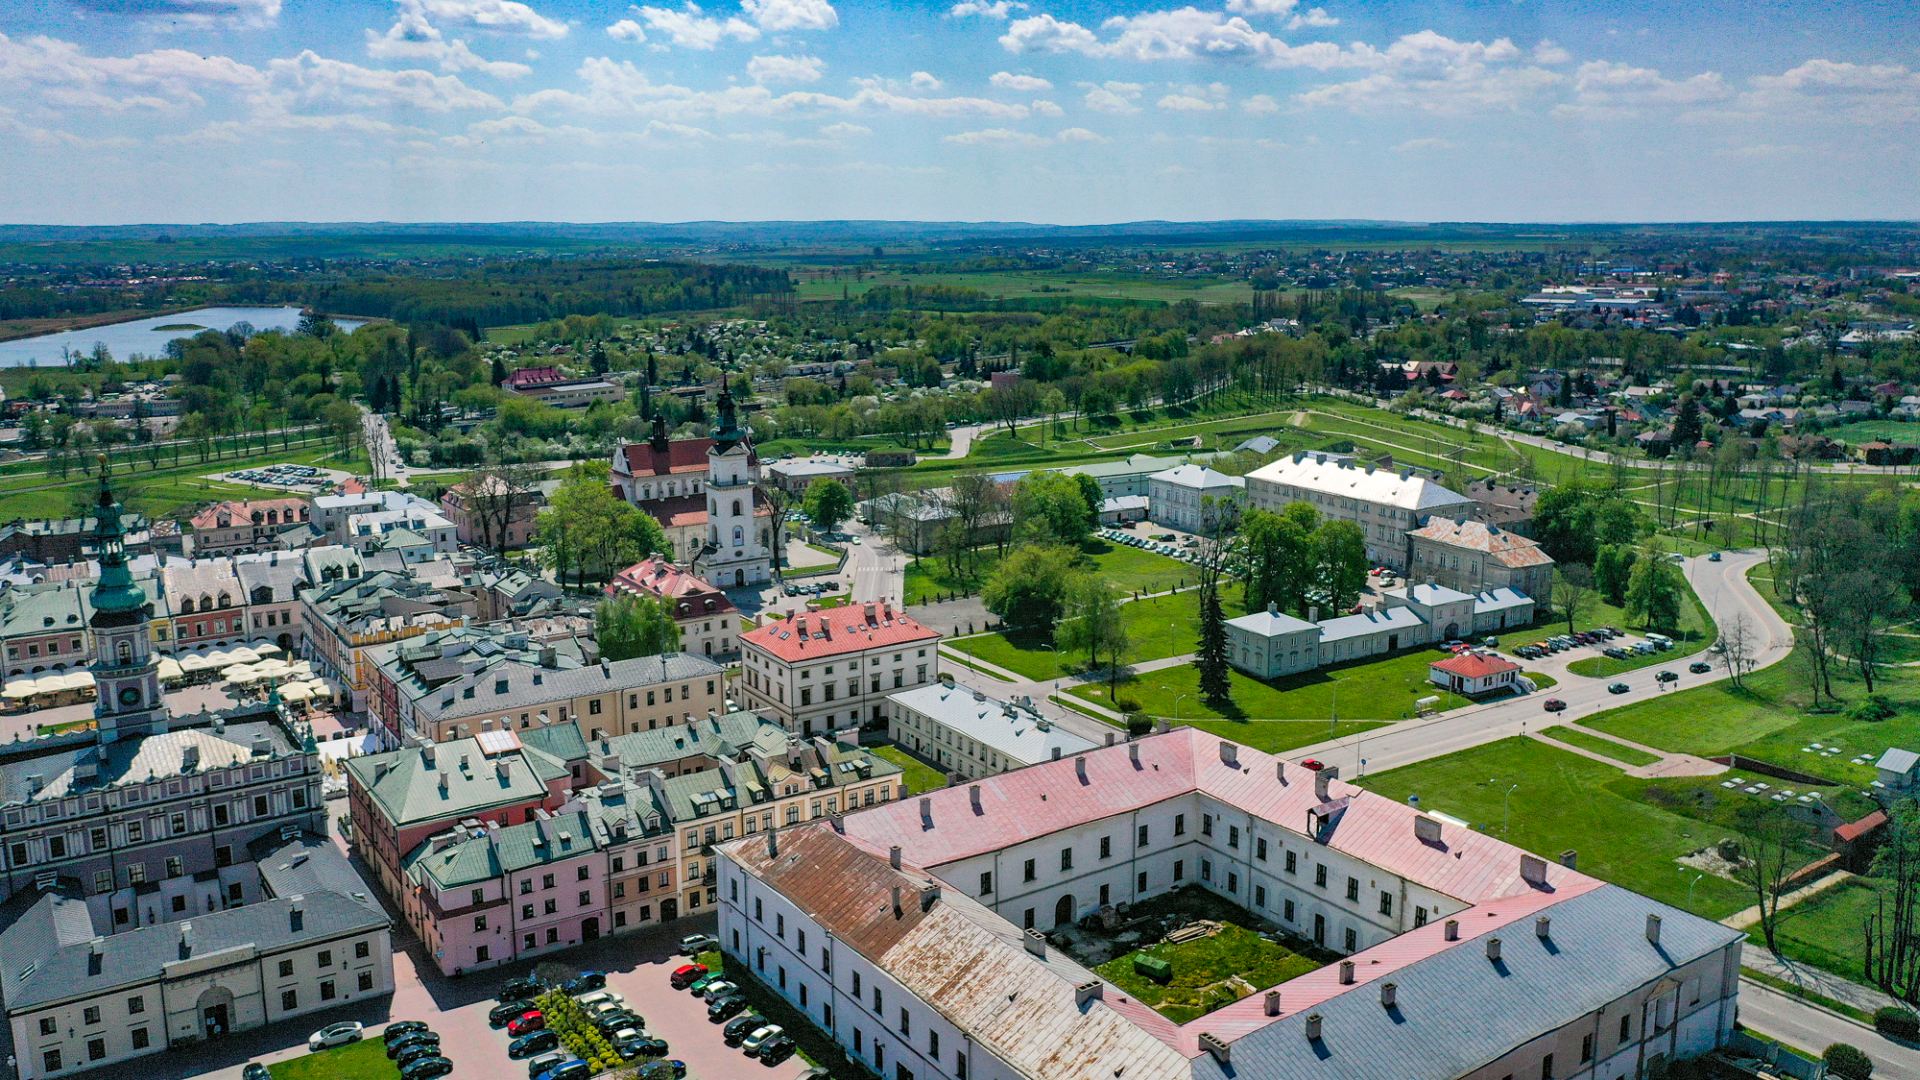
[1429,651,1521,696]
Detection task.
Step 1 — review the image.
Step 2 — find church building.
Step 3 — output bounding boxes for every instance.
[609,389,772,588]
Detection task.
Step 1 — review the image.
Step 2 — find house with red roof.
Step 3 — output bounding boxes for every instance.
[611,411,775,576]
[607,556,739,658]
[737,602,940,736]
[1429,650,1520,696]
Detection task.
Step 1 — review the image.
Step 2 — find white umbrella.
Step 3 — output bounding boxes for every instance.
[179,653,212,673]
[58,671,94,691]
[278,682,313,703]
[156,657,185,682]
[225,646,261,665]
[250,640,282,656]
[3,679,41,700]
[223,664,260,684]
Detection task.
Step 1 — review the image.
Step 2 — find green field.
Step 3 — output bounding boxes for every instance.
[1097,922,1323,1024]
[0,443,356,520]
[868,744,949,795]
[791,268,1255,306]
[1824,419,1920,445]
[1756,877,1886,986]
[904,537,1192,605]
[269,1037,397,1080]
[1072,647,1468,723]
[950,587,1218,681]
[1539,725,1661,767]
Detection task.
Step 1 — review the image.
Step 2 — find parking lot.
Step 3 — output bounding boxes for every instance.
[215,462,353,493]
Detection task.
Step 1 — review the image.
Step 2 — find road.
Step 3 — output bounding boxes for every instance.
[1282,549,1793,774]
[1737,979,1920,1073]
[842,519,908,604]
[362,410,409,487]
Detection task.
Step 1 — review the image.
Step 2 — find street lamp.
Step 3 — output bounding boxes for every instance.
[1160,685,1187,725]
[1039,643,1061,706]
[1497,781,1518,837]
[1681,869,1703,909]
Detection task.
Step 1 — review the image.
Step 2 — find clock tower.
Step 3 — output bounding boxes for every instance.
[698,387,772,589]
[88,465,165,744]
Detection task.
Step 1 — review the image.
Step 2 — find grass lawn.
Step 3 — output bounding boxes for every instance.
[269,1037,396,1080]
[1098,923,1324,1024]
[1072,648,1468,723]
[1540,726,1660,767]
[903,556,981,605]
[1757,876,1885,986]
[1181,716,1390,756]
[903,538,1190,605]
[950,587,1223,681]
[868,744,949,795]
[1359,737,1764,919]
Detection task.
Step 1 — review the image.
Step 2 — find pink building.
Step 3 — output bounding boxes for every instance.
[439,475,546,552]
[403,811,607,974]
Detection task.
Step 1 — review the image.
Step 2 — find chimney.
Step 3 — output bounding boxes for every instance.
[1050,747,1062,761]
[1559,849,1579,870]
[891,885,903,917]
[1023,928,1046,958]
[1314,769,1333,802]
[1154,718,1170,734]
[437,773,449,795]
[1263,990,1281,1017]
[1218,740,1237,767]
[1413,815,1443,845]
[1536,916,1552,940]
[1304,1013,1323,1041]
[1266,601,1278,615]
[422,744,437,765]
[1486,937,1502,963]
[968,784,982,813]
[1308,605,1319,624]
[1074,980,1102,1008]
[495,759,510,780]
[919,797,932,829]
[1104,732,1116,747]
[1198,1033,1230,1065]
[1646,914,1662,946]
[889,844,902,870]
[1444,919,1460,942]
[1338,960,1355,985]
[1380,982,1397,1009]
[919,883,939,912]
[766,830,778,859]
[1075,756,1088,783]
[1128,743,1140,767]
[1520,854,1549,887]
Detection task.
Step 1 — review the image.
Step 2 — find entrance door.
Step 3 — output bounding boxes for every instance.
[197,985,235,1038]
[1313,914,1326,945]
[661,898,678,921]
[1054,894,1076,928]
[583,916,601,942]
[735,570,746,587]
[1387,634,1399,651]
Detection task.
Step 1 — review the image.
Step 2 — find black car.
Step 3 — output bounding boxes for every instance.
[564,971,606,995]
[627,1036,670,1058]
[400,1056,455,1080]
[723,1014,767,1046]
[242,1065,271,1080]
[395,1043,445,1070]
[387,1033,441,1059]
[1690,661,1712,674]
[708,993,750,1021]
[510,1030,561,1058]
[759,1036,798,1066]
[502,976,546,1002]
[383,1022,432,1044]
[594,1008,643,1030]
[491,999,538,1027]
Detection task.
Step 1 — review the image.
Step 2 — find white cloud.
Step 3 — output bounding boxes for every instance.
[910,70,943,90]
[1294,30,1561,113]
[1223,0,1294,14]
[413,0,569,39]
[818,121,869,137]
[268,49,504,111]
[0,32,266,111]
[1029,98,1063,116]
[989,71,1052,92]
[1562,60,1728,114]
[517,55,1032,120]
[1287,7,1337,30]
[947,0,1025,18]
[1241,92,1279,113]
[944,126,1104,146]
[746,53,824,83]
[366,2,534,78]
[607,19,647,42]
[998,13,1100,54]
[142,0,283,29]
[1157,93,1221,111]
[1392,136,1455,152]
[634,3,760,49]
[1741,58,1920,122]
[1532,39,1571,65]
[740,0,838,32]
[1055,125,1105,142]
[1002,7,1356,69]
[1081,79,1143,113]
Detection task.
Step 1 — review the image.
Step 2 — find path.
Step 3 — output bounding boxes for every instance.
[1722,871,1857,933]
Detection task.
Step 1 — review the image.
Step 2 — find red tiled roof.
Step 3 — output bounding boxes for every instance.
[742,603,939,663]
[606,557,735,617]
[1835,810,1888,844]
[1409,517,1554,569]
[190,497,308,531]
[642,493,773,531]
[617,439,713,477]
[502,366,569,388]
[1430,651,1520,679]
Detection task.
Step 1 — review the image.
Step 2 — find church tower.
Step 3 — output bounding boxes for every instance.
[88,465,165,743]
[700,387,771,589]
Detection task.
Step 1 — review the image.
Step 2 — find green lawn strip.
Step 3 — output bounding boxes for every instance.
[1071,648,1466,723]
[903,557,984,604]
[269,1037,398,1080]
[1752,877,1886,989]
[1539,725,1660,767]
[703,951,873,1077]
[950,588,1218,682]
[1358,737,1765,919]
[1180,717,1390,756]
[0,443,354,520]
[867,744,950,795]
[1525,672,1558,691]
[1739,966,1877,1026]
[1097,922,1323,1024]
[905,539,1190,605]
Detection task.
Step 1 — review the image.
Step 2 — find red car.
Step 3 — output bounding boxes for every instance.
[506,1010,545,1037]
[1542,699,1567,713]
[670,964,709,990]
[1300,759,1326,772]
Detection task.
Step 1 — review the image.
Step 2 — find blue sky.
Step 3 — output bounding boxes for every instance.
[2,0,1918,224]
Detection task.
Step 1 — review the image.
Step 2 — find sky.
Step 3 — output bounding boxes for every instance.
[2,0,1919,225]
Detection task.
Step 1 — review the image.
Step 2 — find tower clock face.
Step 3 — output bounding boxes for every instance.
[119,686,141,707]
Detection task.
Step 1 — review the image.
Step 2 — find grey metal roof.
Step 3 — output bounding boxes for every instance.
[886,683,1095,767]
[1192,884,1741,1080]
[1877,748,1920,774]
[1314,605,1423,644]
[420,652,724,724]
[1225,606,1320,638]
[0,719,295,803]
[248,831,384,915]
[342,735,570,827]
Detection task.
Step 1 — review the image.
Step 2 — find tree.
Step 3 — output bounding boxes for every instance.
[1556,564,1594,634]
[1532,482,1644,567]
[594,593,681,661]
[1864,799,1920,1004]
[759,481,793,573]
[536,464,668,587]
[1011,472,1095,548]
[1623,541,1682,630]
[802,478,854,536]
[1242,504,1318,615]
[1719,612,1756,688]
[1057,574,1130,699]
[1823,1043,1874,1080]
[981,544,1078,635]
[1074,473,1106,525]
[1192,495,1238,710]
[1592,543,1637,606]
[1734,805,1809,955]
[460,463,543,556]
[1313,520,1369,613]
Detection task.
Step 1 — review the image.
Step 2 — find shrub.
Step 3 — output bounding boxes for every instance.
[1126,711,1152,737]
[1874,1006,1920,1040]
[1824,1042,1873,1079]
[1849,695,1896,723]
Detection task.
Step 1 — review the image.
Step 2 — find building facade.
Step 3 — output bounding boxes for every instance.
[885,682,1098,781]
[1245,452,1478,569]
[738,604,942,736]
[1407,518,1555,600]
[606,557,740,659]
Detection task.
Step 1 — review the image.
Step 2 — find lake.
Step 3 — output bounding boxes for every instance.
[0,306,370,368]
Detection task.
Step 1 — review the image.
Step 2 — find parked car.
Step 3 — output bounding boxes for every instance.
[759,1036,798,1065]
[618,1031,670,1059]
[742,1025,786,1056]
[502,976,546,1002]
[799,1068,833,1080]
[510,1031,561,1058]
[534,1060,592,1080]
[400,1058,454,1080]
[1655,671,1678,683]
[491,1000,538,1027]
[387,1033,441,1059]
[1542,698,1566,713]
[724,1014,768,1046]
[309,1022,364,1051]
[671,964,709,989]
[526,1052,569,1080]
[383,1022,431,1044]
[694,979,737,1001]
[1690,661,1712,674]
[508,1010,546,1037]
[1300,758,1325,771]
[1608,682,1630,695]
[568,971,608,994]
[242,1065,271,1080]
[1709,551,1722,562]
[394,1044,445,1070]
[575,990,623,1010]
[709,993,750,1021]
[594,1010,644,1035]
[680,933,719,954]
[687,972,723,996]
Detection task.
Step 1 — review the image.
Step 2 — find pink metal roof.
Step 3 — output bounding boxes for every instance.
[742,603,939,663]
